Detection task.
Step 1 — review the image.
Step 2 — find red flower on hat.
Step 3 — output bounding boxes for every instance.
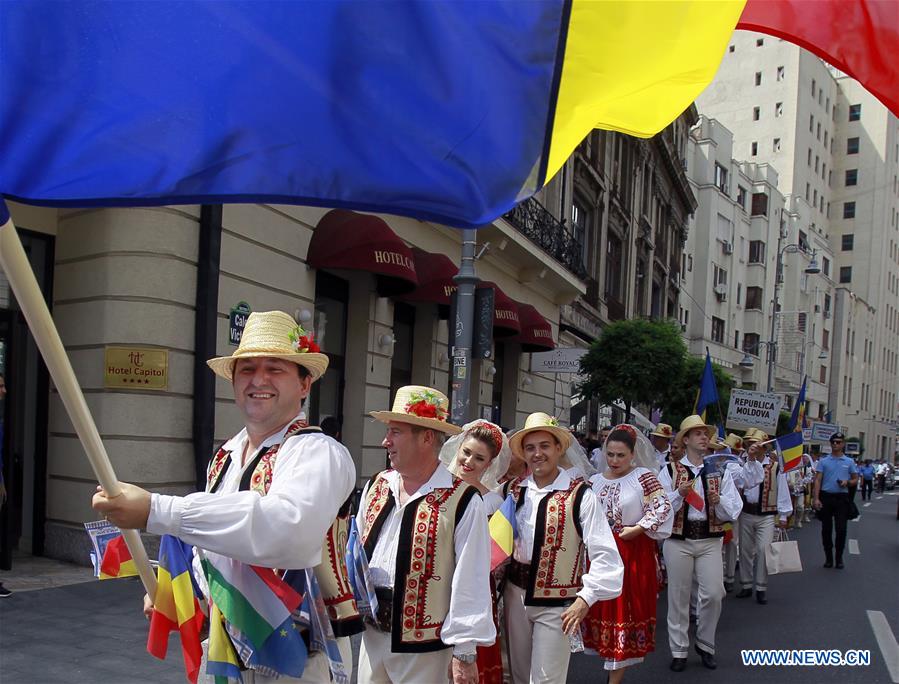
[405,390,448,421]
[289,325,321,353]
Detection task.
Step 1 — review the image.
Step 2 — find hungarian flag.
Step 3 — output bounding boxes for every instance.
[488,494,519,570]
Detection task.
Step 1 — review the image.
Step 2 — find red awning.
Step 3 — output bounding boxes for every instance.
[480,281,520,337]
[398,248,458,315]
[514,302,555,352]
[308,209,418,296]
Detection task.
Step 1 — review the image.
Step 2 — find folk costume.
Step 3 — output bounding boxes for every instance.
[721,431,763,590]
[147,311,357,683]
[584,425,673,673]
[356,387,496,683]
[504,413,624,684]
[439,420,514,684]
[650,423,675,469]
[658,416,742,666]
[737,446,792,601]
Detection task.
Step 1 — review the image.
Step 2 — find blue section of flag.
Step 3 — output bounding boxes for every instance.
[0,1,564,228]
[245,615,308,679]
[346,517,378,621]
[702,452,741,477]
[694,352,719,420]
[788,377,807,431]
[775,431,805,472]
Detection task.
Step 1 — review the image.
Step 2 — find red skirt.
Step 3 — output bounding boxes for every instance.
[476,576,504,684]
[582,532,659,662]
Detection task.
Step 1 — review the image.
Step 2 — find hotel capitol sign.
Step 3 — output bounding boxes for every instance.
[530,347,587,374]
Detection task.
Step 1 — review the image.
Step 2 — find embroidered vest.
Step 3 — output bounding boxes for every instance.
[206,421,364,637]
[360,469,478,653]
[508,477,589,607]
[744,460,780,515]
[668,461,725,538]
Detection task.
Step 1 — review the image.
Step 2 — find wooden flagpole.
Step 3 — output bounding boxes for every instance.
[0,214,157,600]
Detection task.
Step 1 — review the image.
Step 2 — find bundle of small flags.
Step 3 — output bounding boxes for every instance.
[84,520,139,579]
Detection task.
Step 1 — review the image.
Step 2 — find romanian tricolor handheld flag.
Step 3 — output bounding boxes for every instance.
[488,494,519,571]
[788,377,807,432]
[147,535,205,684]
[775,431,805,473]
[99,533,138,579]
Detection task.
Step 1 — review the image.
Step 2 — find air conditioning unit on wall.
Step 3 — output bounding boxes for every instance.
[714,283,728,296]
[722,241,734,255]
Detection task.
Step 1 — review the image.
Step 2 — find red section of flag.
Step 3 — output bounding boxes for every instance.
[738,0,899,116]
[250,565,303,613]
[684,485,705,512]
[148,608,204,684]
[100,535,132,577]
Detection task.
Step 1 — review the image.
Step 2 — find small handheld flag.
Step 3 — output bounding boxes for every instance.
[488,494,518,570]
[702,453,741,478]
[775,431,805,473]
[683,480,705,512]
[83,520,139,579]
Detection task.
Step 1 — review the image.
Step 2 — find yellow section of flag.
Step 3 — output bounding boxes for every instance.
[546,0,746,180]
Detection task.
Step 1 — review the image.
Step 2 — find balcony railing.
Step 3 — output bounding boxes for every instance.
[503,197,588,279]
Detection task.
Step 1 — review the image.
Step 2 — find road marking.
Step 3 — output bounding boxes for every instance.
[877,495,884,500]
[867,610,899,683]
[864,502,872,507]
[848,539,860,555]
[851,515,861,522]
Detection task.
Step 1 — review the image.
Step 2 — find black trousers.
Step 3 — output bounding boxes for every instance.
[861,479,873,500]
[820,492,850,561]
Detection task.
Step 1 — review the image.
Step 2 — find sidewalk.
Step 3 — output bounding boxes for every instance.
[0,551,95,592]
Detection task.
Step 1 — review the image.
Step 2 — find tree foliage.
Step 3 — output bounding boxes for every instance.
[576,318,687,417]
[656,355,736,428]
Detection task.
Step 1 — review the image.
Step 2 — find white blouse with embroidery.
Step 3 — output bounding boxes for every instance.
[590,467,673,540]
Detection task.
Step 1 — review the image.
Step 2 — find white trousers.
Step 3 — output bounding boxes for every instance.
[357,626,451,683]
[739,512,775,591]
[663,537,725,658]
[723,518,739,584]
[198,639,330,683]
[503,582,570,684]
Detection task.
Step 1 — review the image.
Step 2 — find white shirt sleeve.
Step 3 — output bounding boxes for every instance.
[776,471,794,520]
[713,468,743,523]
[738,460,765,490]
[148,435,356,569]
[441,493,497,655]
[576,492,624,607]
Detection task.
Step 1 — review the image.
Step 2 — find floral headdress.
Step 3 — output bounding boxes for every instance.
[288,324,321,354]
[405,389,448,421]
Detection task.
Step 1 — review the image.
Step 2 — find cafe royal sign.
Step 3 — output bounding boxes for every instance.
[104,346,168,390]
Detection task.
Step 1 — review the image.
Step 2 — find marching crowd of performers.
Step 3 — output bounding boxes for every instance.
[92,310,857,684]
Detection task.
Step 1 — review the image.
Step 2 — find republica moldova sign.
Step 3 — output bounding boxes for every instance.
[726,389,784,433]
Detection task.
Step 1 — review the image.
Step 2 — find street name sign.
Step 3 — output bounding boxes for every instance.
[726,389,783,432]
[530,347,587,373]
[229,301,252,346]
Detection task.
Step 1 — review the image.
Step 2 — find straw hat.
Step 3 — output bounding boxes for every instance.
[742,428,769,444]
[709,436,727,451]
[724,433,744,451]
[650,423,674,439]
[509,412,572,458]
[207,311,329,381]
[674,415,717,447]
[370,385,462,435]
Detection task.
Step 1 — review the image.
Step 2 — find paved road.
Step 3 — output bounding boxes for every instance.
[1,493,896,683]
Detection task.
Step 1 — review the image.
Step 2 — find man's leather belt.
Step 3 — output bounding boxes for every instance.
[683,519,712,540]
[365,586,394,633]
[507,559,531,589]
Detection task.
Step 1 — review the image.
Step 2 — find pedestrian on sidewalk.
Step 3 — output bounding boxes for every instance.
[812,433,858,569]
[859,460,875,501]
[734,432,791,605]
[92,311,358,682]
[583,424,672,684]
[659,416,743,672]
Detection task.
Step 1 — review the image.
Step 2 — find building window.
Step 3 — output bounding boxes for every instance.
[736,185,747,210]
[845,169,858,186]
[773,138,781,152]
[777,66,785,81]
[712,317,725,344]
[809,114,814,132]
[843,201,856,219]
[849,103,861,121]
[750,141,758,156]
[847,137,860,154]
[822,329,830,350]
[824,293,831,315]
[749,240,766,263]
[842,234,854,250]
[805,183,810,202]
[824,130,828,147]
[714,163,729,194]
[755,71,762,86]
[822,256,830,277]
[713,264,728,287]
[743,333,760,355]
[775,102,783,117]
[817,122,821,140]
[745,286,763,310]
[815,155,819,172]
[820,365,827,384]
[798,230,809,250]
[729,44,735,53]
[840,266,852,283]
[813,188,818,206]
[811,79,816,97]
[751,192,768,216]
[822,162,827,180]
[807,148,812,166]
[756,38,764,46]
[734,330,740,348]
[753,106,760,121]
[310,271,349,425]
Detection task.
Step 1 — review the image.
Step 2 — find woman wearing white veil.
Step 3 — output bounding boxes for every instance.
[583,424,673,683]
[438,419,512,684]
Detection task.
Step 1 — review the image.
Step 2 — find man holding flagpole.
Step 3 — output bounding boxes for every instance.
[92,311,357,682]
[659,415,742,672]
